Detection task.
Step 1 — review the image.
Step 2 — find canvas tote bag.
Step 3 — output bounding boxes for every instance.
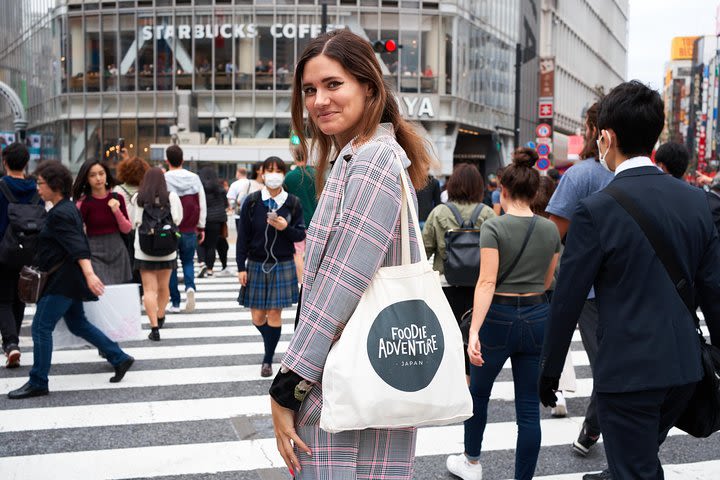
[320,157,473,433]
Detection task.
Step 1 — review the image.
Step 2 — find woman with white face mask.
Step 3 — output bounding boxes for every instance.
[236,156,306,378]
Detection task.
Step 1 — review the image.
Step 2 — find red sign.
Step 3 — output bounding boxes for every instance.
[537,157,550,170]
[536,123,552,138]
[539,57,555,98]
[538,100,554,119]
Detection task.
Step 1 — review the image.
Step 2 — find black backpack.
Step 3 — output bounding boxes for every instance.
[443,203,488,286]
[137,199,179,256]
[0,181,46,269]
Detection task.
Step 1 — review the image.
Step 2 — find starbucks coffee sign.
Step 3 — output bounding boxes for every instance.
[141,23,345,41]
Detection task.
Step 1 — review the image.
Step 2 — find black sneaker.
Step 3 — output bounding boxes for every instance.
[583,469,612,480]
[573,422,600,457]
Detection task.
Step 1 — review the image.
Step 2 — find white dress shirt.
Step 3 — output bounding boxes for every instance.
[614,156,655,176]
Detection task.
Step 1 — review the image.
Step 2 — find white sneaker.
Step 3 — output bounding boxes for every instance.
[446,454,482,480]
[184,288,195,313]
[551,391,568,417]
[216,268,233,277]
[167,305,181,314]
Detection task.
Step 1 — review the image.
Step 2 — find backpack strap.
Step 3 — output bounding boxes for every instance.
[0,181,18,203]
[469,203,487,227]
[444,202,466,227]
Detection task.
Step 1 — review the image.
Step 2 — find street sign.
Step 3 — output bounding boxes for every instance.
[537,157,550,170]
[526,141,536,149]
[538,98,554,119]
[536,123,552,138]
[536,137,551,145]
[537,143,551,156]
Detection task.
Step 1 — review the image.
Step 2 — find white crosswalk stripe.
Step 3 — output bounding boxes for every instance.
[1,264,718,479]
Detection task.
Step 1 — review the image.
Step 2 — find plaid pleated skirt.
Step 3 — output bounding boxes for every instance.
[88,233,132,285]
[238,259,299,310]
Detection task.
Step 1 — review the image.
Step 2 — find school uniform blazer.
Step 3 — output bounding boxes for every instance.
[282,125,422,411]
[540,166,720,393]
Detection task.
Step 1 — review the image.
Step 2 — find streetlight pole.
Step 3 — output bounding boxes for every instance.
[514,42,521,150]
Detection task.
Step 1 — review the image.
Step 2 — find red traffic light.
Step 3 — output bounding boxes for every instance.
[373,39,399,53]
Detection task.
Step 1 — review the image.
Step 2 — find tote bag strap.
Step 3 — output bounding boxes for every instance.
[396,154,427,266]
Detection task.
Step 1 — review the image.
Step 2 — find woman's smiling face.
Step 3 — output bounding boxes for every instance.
[302,54,370,147]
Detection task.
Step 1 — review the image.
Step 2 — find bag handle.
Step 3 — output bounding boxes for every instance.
[397,155,428,266]
[497,216,537,286]
[604,184,701,330]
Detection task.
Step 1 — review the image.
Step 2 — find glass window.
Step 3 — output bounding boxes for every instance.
[234,13,253,90]
[255,15,274,91]
[214,12,234,90]
[155,16,174,91]
[119,13,136,91]
[194,13,213,91]
[420,15,439,93]
[68,17,85,92]
[174,13,193,90]
[102,15,119,92]
[443,16,453,95]
[102,119,120,165]
[137,119,155,161]
[275,14,296,91]
[85,16,101,92]
[137,13,155,91]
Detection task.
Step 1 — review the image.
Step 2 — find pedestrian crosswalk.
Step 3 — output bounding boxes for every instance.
[1,271,719,479]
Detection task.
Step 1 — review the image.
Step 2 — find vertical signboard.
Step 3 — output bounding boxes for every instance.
[538,57,555,163]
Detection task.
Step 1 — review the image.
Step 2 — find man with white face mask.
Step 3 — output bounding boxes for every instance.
[539,81,720,480]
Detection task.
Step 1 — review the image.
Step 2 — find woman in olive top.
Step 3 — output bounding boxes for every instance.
[423,163,495,376]
[446,148,560,480]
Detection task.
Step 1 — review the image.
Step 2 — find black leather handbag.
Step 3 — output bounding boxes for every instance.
[606,185,720,438]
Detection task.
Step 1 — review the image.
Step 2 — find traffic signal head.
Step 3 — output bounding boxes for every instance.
[373,40,398,53]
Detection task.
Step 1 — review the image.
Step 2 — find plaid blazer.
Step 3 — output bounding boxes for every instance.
[283,126,421,477]
[283,125,422,382]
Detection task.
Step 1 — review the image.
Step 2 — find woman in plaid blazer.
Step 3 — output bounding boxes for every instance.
[269,30,434,479]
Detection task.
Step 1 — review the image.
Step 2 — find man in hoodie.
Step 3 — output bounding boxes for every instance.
[0,143,44,367]
[164,145,206,313]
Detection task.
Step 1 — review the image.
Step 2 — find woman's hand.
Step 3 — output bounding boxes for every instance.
[271,398,312,476]
[85,273,105,297]
[107,198,120,213]
[467,329,484,367]
[238,271,247,286]
[268,216,288,231]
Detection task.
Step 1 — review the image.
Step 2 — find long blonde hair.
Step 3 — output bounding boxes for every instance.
[291,29,431,192]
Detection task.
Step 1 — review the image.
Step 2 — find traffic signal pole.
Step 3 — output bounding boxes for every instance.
[321,3,328,34]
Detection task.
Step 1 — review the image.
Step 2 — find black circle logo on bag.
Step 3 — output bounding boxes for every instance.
[366,300,445,392]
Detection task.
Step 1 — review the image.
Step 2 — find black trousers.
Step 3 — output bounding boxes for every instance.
[199,221,224,270]
[0,265,24,351]
[597,382,697,480]
[442,285,474,375]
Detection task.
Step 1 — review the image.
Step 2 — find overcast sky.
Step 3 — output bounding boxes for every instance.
[627,0,717,90]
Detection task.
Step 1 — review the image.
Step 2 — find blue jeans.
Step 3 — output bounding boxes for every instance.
[464,302,548,480]
[30,295,130,389]
[169,232,197,307]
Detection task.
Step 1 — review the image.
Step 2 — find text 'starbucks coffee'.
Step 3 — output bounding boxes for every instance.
[366,300,445,392]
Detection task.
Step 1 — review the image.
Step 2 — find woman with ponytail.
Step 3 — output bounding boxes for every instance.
[269,29,433,479]
[447,148,561,480]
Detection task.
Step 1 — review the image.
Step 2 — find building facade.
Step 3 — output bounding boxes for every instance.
[537,0,628,164]
[0,0,527,177]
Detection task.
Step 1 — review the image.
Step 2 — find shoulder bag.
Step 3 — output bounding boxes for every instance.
[18,259,66,304]
[605,184,720,438]
[459,216,538,345]
[319,154,472,433]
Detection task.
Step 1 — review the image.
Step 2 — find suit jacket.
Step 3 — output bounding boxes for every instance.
[541,166,720,393]
[707,190,720,235]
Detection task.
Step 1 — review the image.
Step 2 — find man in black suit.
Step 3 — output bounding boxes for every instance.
[538,81,720,480]
[708,176,720,235]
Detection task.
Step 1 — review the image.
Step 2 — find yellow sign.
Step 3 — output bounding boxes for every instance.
[671,36,699,60]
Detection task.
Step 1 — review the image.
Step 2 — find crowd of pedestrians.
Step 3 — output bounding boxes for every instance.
[2,29,720,480]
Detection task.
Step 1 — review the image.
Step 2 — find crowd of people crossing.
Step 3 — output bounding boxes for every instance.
[1,29,720,480]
